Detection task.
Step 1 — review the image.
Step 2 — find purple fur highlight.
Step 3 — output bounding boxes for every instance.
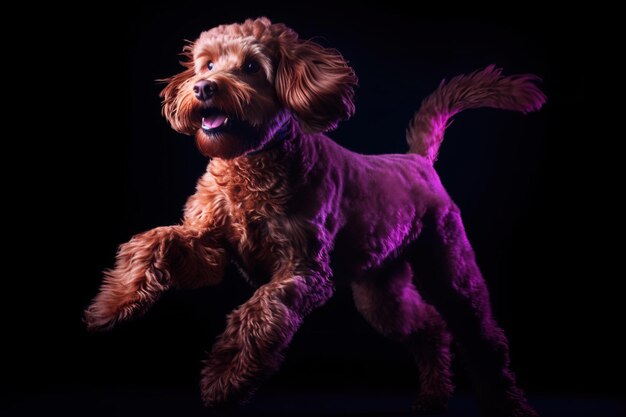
[86,20,544,416]
[407,65,546,162]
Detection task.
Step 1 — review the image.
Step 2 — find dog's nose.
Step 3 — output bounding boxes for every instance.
[193,80,218,101]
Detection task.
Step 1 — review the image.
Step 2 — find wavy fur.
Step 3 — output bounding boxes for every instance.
[407,65,546,163]
[86,18,542,417]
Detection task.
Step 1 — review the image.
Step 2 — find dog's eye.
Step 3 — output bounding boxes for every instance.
[207,61,214,71]
[243,61,260,74]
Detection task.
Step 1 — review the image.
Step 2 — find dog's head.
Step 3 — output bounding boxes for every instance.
[160,17,357,158]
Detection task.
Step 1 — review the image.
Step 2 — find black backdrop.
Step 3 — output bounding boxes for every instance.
[8,2,613,416]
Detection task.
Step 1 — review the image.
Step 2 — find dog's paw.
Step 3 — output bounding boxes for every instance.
[84,290,149,333]
[83,305,118,332]
[84,299,138,333]
[200,352,257,408]
[200,372,251,408]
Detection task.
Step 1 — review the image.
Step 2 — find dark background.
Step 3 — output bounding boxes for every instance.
[8,2,618,416]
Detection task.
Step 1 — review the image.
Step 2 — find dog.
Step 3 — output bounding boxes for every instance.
[85,17,545,416]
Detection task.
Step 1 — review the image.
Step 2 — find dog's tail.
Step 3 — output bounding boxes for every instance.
[406,65,546,163]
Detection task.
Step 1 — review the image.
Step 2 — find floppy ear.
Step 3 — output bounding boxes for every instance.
[159,47,197,135]
[276,40,357,133]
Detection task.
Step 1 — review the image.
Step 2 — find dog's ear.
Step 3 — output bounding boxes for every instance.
[276,40,357,133]
[159,47,197,135]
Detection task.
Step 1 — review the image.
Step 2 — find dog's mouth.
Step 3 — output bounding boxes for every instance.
[200,107,231,133]
[195,105,264,158]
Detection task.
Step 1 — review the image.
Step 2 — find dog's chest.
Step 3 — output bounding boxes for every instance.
[211,156,303,281]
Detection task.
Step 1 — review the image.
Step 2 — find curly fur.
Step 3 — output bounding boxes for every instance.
[86,17,545,417]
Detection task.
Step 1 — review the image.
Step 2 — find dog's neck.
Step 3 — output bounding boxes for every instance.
[208,120,314,193]
[246,121,294,157]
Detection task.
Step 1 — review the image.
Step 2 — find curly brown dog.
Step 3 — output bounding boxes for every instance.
[85,17,545,416]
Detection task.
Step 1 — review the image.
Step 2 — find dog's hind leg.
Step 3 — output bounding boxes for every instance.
[409,207,537,417]
[352,261,453,414]
[85,225,227,331]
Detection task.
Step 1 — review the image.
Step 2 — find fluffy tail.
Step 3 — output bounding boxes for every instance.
[406,65,546,163]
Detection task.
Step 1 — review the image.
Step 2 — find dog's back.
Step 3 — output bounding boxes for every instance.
[313,66,545,274]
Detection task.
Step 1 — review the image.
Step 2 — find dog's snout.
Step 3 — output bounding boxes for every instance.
[193,80,218,101]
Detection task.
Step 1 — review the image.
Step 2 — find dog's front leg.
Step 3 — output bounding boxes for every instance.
[200,265,333,407]
[85,225,227,332]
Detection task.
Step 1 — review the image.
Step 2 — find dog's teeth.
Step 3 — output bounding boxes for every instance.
[224,117,229,126]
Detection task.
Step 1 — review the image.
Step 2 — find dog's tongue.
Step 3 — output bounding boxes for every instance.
[202,113,227,129]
